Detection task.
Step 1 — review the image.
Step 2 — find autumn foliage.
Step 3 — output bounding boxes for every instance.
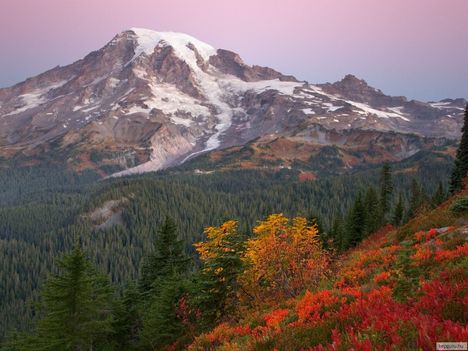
[240,214,330,304]
[190,217,468,350]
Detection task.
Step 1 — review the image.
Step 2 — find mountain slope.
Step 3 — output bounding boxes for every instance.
[0,28,465,176]
[189,189,468,350]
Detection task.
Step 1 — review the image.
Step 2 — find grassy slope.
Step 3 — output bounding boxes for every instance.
[189,187,468,350]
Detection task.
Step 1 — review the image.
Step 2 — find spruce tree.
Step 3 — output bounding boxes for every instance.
[450,104,468,193]
[140,275,192,350]
[379,162,393,222]
[111,283,141,351]
[192,221,245,327]
[431,181,446,207]
[139,216,190,296]
[15,245,114,351]
[392,193,405,226]
[408,178,422,218]
[345,193,367,248]
[330,215,345,250]
[363,186,380,235]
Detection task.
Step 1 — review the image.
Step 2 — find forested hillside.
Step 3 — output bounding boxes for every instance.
[0,149,455,344]
[1,173,467,350]
[189,188,468,350]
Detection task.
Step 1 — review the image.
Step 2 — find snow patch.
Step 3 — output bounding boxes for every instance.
[302,108,316,115]
[323,102,343,112]
[133,68,148,79]
[46,80,69,90]
[81,106,99,113]
[128,28,216,69]
[108,77,120,88]
[223,78,301,96]
[299,85,410,121]
[4,92,46,116]
[430,102,464,110]
[345,101,410,121]
[3,80,69,116]
[171,116,193,127]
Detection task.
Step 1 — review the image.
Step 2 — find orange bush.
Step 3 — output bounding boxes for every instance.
[240,214,330,303]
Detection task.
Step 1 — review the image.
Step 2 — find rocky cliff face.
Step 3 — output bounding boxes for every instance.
[0,28,465,176]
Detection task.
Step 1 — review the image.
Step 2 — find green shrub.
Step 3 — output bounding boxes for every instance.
[449,196,468,213]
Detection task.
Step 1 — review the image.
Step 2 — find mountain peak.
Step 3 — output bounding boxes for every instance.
[0,29,464,177]
[339,74,372,88]
[121,28,216,64]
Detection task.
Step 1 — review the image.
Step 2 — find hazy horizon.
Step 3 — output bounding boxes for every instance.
[1,0,467,101]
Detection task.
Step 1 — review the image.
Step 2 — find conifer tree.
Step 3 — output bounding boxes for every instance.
[431,181,446,207]
[379,162,393,222]
[408,178,422,218]
[139,216,190,296]
[14,245,114,351]
[392,193,405,226]
[137,219,192,350]
[450,104,468,193]
[330,215,345,250]
[345,193,367,248]
[140,275,192,350]
[111,283,141,351]
[192,221,245,327]
[363,186,380,235]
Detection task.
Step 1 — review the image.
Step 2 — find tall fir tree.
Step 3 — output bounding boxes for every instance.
[408,178,423,218]
[137,218,192,350]
[140,275,193,350]
[330,215,345,250]
[139,216,190,296]
[450,104,468,193]
[192,221,245,327]
[392,193,405,226]
[12,244,114,351]
[363,186,380,235]
[345,193,367,248]
[379,162,393,222]
[110,283,141,351]
[431,181,446,207]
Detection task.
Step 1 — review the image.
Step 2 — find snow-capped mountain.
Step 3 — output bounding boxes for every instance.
[0,28,464,176]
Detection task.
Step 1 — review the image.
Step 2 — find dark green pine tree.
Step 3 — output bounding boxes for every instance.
[139,216,190,296]
[12,245,114,351]
[379,162,393,222]
[140,275,193,350]
[450,104,468,193]
[192,227,245,328]
[110,283,141,351]
[392,193,405,226]
[431,181,446,207]
[363,186,380,235]
[345,193,367,248]
[408,178,423,218]
[329,215,345,251]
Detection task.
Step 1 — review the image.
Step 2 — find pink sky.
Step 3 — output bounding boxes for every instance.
[1,0,467,100]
